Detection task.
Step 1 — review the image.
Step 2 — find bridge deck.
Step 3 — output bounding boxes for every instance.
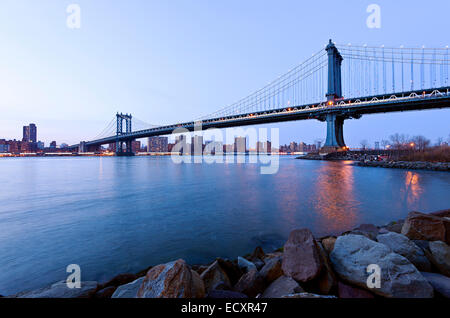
[74,87,450,148]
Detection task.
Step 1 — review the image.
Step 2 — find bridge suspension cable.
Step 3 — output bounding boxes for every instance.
[337,43,450,98]
[198,49,328,120]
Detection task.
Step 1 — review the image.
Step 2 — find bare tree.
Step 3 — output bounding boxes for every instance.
[360,139,369,150]
[436,137,444,147]
[411,135,430,151]
[381,139,390,149]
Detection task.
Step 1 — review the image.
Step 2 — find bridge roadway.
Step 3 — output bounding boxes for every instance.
[72,86,450,149]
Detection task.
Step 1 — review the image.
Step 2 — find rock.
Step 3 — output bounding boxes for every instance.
[111,277,145,298]
[321,237,337,254]
[413,240,430,251]
[428,241,450,277]
[429,209,450,218]
[253,259,265,271]
[100,273,138,289]
[192,265,208,275]
[238,256,257,273]
[337,282,375,298]
[421,272,450,298]
[234,269,265,298]
[94,286,116,299]
[330,234,434,298]
[262,276,302,298]
[316,242,337,295]
[349,224,379,240]
[377,232,431,271]
[281,228,323,283]
[16,281,98,298]
[200,260,231,293]
[250,246,265,262]
[401,211,450,244]
[384,220,404,234]
[260,256,283,284]
[263,251,283,262]
[207,290,248,298]
[281,292,336,298]
[137,259,205,298]
[378,228,389,234]
[216,258,242,286]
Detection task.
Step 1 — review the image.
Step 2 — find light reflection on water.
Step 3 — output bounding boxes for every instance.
[313,161,359,234]
[0,156,449,295]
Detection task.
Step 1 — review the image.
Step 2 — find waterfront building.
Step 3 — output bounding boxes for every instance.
[147,136,168,152]
[234,137,247,153]
[131,140,141,153]
[191,135,204,155]
[257,141,272,153]
[23,123,37,143]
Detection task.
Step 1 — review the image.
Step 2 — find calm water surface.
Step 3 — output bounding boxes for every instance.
[0,156,449,295]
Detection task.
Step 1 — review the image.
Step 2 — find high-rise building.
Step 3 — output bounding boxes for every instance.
[23,123,37,142]
[234,137,247,153]
[174,135,188,154]
[257,141,272,153]
[289,142,298,152]
[131,140,141,153]
[147,136,169,152]
[191,135,203,155]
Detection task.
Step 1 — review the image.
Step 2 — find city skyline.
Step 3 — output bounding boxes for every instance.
[0,1,449,147]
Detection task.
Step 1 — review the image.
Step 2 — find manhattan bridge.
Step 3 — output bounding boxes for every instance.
[71,40,450,155]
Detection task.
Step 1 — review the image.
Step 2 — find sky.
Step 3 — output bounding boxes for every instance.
[0,0,449,147]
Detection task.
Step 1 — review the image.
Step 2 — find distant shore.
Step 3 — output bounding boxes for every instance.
[353,160,449,171]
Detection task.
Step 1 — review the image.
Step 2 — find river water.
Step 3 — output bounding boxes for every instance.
[0,156,449,295]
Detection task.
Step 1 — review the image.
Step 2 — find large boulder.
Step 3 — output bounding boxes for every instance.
[216,258,242,286]
[249,246,265,262]
[259,257,283,284]
[200,260,231,292]
[137,259,205,298]
[330,234,434,298]
[421,272,450,298]
[428,241,450,277]
[321,237,337,254]
[349,224,380,240]
[281,229,323,282]
[315,242,337,295]
[94,286,116,299]
[384,220,405,234]
[262,276,302,298]
[337,282,374,298]
[377,232,431,271]
[16,281,98,298]
[99,273,138,290]
[401,212,450,244]
[237,257,257,273]
[233,269,265,298]
[429,209,450,218]
[112,277,145,298]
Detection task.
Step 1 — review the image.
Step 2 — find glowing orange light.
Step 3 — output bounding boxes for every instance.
[328,101,333,106]
[410,142,415,147]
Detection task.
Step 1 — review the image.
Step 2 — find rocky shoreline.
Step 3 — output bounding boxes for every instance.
[353,160,450,172]
[4,209,450,299]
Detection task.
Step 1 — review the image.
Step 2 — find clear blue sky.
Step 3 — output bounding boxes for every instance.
[0,0,449,147]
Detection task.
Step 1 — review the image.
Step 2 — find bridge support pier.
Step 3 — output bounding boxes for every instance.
[320,113,347,154]
[115,140,135,156]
